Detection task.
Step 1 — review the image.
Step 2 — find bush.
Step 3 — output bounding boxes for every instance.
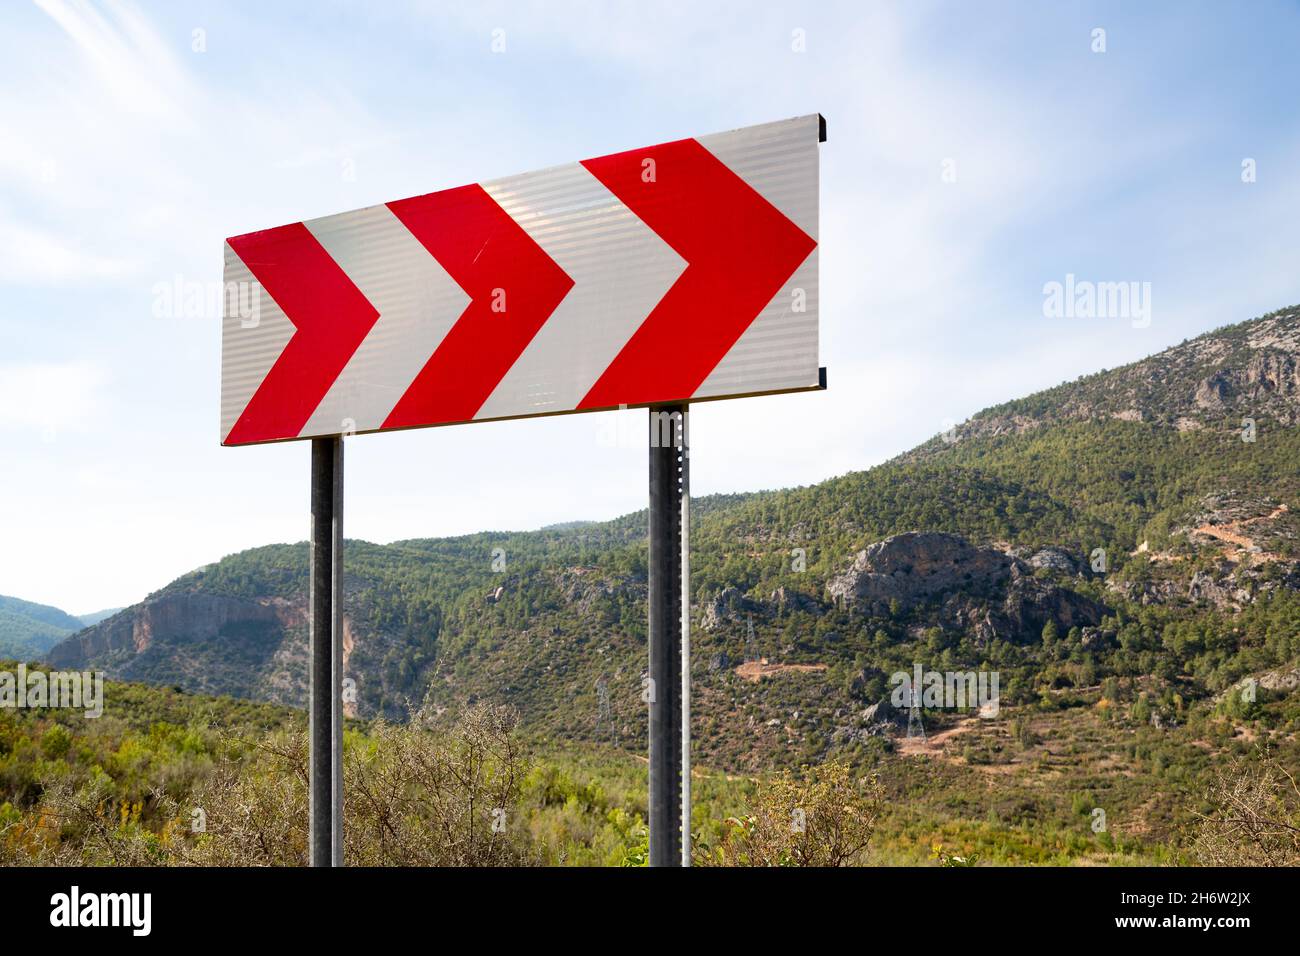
[703,761,883,866]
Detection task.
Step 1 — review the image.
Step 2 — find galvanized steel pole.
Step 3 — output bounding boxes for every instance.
[679,407,691,867]
[309,436,344,866]
[648,405,687,866]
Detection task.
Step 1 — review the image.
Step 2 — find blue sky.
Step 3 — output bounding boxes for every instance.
[2,0,1298,612]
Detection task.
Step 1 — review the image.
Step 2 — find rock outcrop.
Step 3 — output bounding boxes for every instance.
[831,696,908,744]
[556,569,643,614]
[825,532,1014,612]
[999,563,1106,636]
[45,592,300,669]
[1194,371,1232,410]
[769,586,822,615]
[700,587,761,630]
[825,532,1107,643]
[37,589,408,712]
[1029,547,1078,573]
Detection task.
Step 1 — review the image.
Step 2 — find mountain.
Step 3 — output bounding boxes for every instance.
[0,594,85,658]
[77,607,124,627]
[919,307,1300,444]
[45,305,1300,771]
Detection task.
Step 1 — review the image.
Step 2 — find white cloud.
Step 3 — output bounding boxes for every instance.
[2,0,391,288]
[31,0,192,121]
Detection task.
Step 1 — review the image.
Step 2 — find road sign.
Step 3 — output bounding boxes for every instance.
[221,114,827,870]
[220,114,822,445]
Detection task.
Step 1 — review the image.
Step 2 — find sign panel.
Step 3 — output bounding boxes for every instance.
[220,114,821,445]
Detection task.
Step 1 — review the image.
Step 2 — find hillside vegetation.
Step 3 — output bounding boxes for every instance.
[32,305,1300,860]
[0,595,83,659]
[2,664,1296,865]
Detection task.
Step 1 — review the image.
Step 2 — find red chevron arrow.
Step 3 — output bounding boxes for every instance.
[577,138,816,409]
[225,223,380,445]
[382,185,574,429]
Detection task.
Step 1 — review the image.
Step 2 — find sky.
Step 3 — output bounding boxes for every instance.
[1,0,1298,614]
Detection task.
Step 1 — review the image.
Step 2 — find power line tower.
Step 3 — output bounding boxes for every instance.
[595,675,614,741]
[744,614,760,664]
[905,683,926,741]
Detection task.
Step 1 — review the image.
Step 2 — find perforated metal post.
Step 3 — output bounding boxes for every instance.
[309,437,343,866]
[678,407,691,866]
[648,405,688,866]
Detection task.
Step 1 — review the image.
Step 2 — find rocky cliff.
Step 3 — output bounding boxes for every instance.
[824,532,1105,644]
[826,532,1014,610]
[46,592,295,667]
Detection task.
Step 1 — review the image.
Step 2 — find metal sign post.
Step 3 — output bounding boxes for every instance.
[678,407,691,867]
[648,406,689,866]
[308,436,343,866]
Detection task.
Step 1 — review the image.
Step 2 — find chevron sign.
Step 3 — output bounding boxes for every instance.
[220,114,822,445]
